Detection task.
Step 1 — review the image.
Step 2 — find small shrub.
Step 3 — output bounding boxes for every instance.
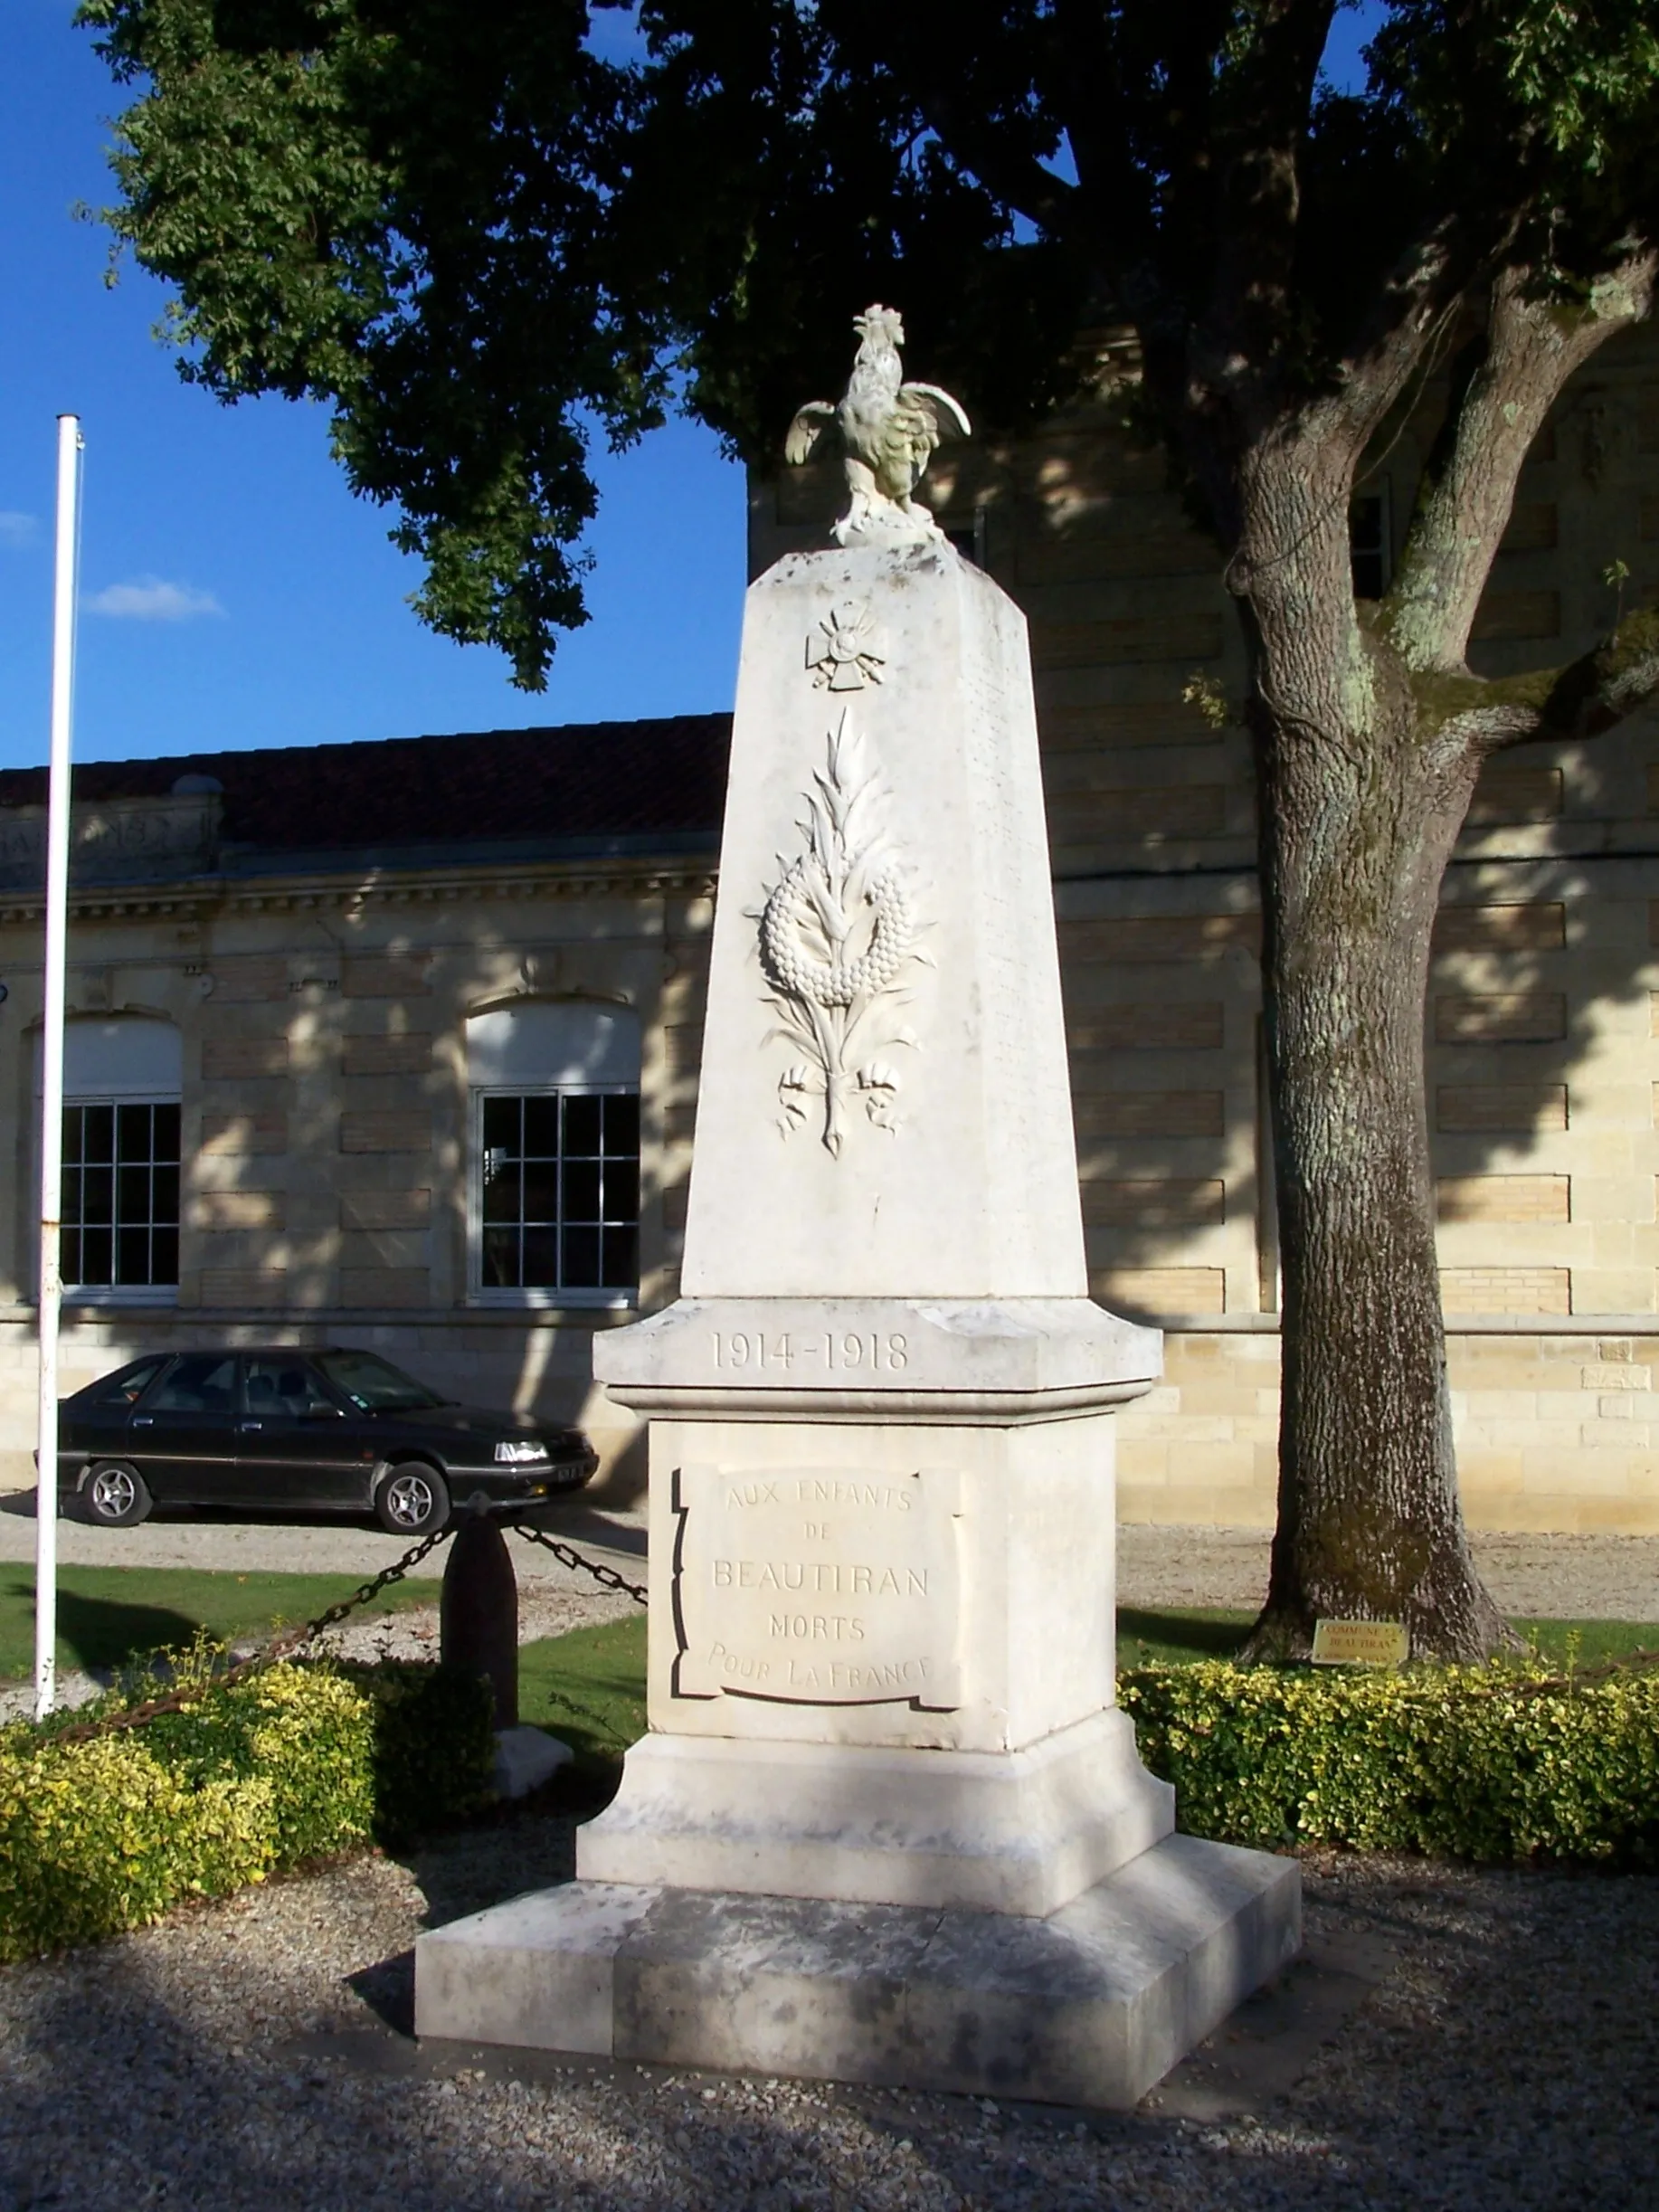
[1120,1657,1659,1864]
[0,1657,493,1963]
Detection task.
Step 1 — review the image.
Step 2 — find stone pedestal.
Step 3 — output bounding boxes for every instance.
[414,540,1299,2104]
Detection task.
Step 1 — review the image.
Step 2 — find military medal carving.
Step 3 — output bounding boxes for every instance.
[759,709,927,1154]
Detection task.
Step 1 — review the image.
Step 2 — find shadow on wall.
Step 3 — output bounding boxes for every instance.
[988,369,1659,1326]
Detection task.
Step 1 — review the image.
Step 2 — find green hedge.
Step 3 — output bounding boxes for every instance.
[1121,1657,1659,1864]
[0,1657,494,1962]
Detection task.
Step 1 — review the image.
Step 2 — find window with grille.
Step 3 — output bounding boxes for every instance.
[479,1089,640,1298]
[62,1100,180,1291]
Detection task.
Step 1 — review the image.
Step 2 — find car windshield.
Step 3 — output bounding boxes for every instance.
[313,1350,447,1413]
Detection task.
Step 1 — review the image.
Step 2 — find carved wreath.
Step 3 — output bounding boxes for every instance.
[758,710,927,1154]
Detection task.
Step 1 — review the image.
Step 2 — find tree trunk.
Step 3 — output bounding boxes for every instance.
[1231,449,1517,1663]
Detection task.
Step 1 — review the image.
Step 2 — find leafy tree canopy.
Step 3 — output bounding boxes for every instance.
[80,2,1659,683]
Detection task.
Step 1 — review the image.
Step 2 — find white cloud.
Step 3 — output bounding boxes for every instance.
[84,574,225,622]
[0,512,36,547]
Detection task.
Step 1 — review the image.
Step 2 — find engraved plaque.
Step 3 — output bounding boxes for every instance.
[672,1464,962,1706]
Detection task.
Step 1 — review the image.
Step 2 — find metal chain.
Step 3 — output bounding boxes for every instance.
[509,1522,649,1606]
[33,1524,456,1748]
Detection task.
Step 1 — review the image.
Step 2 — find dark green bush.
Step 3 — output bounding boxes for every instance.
[1120,1657,1659,1864]
[0,1657,494,1962]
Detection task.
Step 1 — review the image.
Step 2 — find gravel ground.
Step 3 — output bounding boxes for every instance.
[5,1492,1655,1619]
[4,1509,1657,2203]
[0,1826,1654,2212]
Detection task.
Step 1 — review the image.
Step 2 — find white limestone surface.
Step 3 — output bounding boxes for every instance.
[575,1709,1172,1915]
[414,1834,1302,2109]
[628,1412,1125,1755]
[679,541,1085,1300]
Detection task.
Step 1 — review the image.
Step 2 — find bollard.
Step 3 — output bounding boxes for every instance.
[441,1495,518,1728]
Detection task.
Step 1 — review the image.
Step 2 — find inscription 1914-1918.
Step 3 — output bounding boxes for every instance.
[672,1465,962,1706]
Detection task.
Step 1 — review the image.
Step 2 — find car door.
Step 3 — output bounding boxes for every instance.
[62,1354,172,1470]
[126,1351,242,1504]
[233,1355,372,1510]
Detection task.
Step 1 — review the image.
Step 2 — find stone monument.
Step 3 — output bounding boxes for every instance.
[416,307,1299,2105]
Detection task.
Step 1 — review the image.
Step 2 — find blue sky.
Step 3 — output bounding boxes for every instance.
[1,3,1382,778]
[0,1,749,773]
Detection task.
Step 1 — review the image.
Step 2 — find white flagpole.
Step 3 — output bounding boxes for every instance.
[36,414,82,1723]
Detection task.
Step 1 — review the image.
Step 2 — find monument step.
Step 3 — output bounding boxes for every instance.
[414,1832,1301,2111]
[575,1709,1175,1917]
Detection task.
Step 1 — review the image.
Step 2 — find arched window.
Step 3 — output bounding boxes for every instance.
[38,1018,182,1295]
[466,1002,640,1304]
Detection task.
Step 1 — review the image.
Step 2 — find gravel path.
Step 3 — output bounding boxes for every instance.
[6,1493,1655,1619]
[0,1824,1653,2211]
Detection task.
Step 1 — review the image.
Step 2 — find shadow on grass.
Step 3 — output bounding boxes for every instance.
[2,1575,200,1678]
[1117,1607,1254,1665]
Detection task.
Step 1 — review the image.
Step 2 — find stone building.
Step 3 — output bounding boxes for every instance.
[3,320,1658,1530]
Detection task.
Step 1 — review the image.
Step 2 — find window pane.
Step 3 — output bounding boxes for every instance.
[561,1225,600,1286]
[521,1163,559,1222]
[246,1358,338,1417]
[601,1225,639,1289]
[563,1094,602,1154]
[602,1154,640,1220]
[62,1166,82,1227]
[522,1227,560,1286]
[523,1096,561,1155]
[150,1228,179,1286]
[482,1227,519,1288]
[563,1157,602,1221]
[116,1228,150,1285]
[81,1168,113,1227]
[152,1165,179,1226]
[80,1228,112,1285]
[602,1092,640,1154]
[82,1105,114,1162]
[118,1164,151,1220]
[153,1103,181,1162]
[149,1353,237,1414]
[90,1356,168,1407]
[62,1229,81,1283]
[482,1096,520,1153]
[116,1104,152,1163]
[62,1106,85,1163]
[481,1159,521,1223]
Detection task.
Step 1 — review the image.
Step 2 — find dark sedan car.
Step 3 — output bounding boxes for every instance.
[57,1346,598,1533]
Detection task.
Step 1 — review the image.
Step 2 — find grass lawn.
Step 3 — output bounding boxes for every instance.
[1118,1607,1659,1668]
[0,1563,431,1683]
[519,1613,648,1774]
[517,1607,1659,1781]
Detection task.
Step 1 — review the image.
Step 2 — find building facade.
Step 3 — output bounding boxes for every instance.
[4,321,1659,1531]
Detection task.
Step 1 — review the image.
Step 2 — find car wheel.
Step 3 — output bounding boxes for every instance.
[82,1462,154,1528]
[374,1463,450,1536]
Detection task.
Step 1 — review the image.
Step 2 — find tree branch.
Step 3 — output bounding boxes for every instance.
[917,90,1079,239]
[1422,605,1659,754]
[1385,250,1657,674]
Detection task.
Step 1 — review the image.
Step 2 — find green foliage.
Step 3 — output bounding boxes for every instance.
[1121,1656,1659,1864]
[81,4,1658,684]
[0,1656,492,1961]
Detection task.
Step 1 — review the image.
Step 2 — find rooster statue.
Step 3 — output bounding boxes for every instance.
[786,305,972,546]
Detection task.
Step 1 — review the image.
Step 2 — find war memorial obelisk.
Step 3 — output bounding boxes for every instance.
[417,308,1299,2105]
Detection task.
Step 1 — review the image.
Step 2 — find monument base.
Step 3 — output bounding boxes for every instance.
[414,1834,1301,2110]
[576,1708,1174,1915]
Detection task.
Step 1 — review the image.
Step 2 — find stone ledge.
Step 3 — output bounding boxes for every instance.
[577,1710,1173,1915]
[414,1834,1300,2109]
